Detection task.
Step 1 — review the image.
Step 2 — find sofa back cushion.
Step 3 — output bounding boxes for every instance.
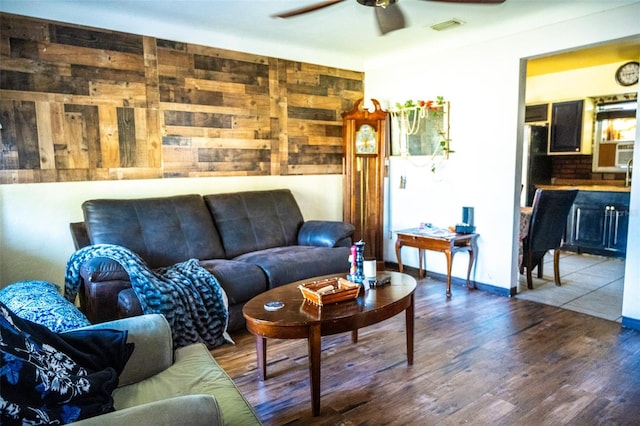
[82,195,225,269]
[203,189,304,258]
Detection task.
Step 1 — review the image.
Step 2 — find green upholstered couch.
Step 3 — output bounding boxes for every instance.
[69,314,261,425]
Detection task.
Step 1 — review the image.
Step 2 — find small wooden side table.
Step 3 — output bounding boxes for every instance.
[395,229,479,297]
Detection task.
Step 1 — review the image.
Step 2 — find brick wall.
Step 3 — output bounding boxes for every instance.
[552,155,626,181]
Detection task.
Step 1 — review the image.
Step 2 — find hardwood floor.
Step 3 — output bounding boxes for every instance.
[211,274,640,425]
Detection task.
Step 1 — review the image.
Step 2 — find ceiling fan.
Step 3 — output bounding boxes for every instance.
[272,0,506,36]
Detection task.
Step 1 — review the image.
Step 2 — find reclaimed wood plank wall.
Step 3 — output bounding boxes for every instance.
[0,13,364,184]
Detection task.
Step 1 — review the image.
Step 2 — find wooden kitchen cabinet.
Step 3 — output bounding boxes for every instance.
[548,99,594,155]
[549,100,583,153]
[563,191,630,258]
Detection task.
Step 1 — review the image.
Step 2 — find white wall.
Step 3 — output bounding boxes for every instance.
[365,4,640,320]
[0,175,344,286]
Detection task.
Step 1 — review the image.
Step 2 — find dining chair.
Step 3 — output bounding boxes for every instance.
[520,188,578,289]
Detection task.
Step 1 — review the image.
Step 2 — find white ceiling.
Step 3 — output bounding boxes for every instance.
[2,0,639,69]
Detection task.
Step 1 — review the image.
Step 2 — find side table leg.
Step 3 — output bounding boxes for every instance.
[466,247,475,289]
[256,336,267,381]
[467,236,478,290]
[445,249,453,297]
[395,240,404,273]
[308,324,322,416]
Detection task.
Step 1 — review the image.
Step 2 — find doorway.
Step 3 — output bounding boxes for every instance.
[516,37,639,321]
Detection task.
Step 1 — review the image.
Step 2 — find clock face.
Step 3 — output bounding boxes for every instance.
[355,124,377,154]
[615,61,639,86]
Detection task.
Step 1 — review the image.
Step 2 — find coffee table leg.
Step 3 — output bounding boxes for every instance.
[308,324,321,416]
[406,293,414,365]
[256,336,267,381]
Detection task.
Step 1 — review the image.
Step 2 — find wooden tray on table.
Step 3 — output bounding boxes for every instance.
[298,276,360,306]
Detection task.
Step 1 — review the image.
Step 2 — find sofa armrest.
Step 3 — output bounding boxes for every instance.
[70,314,173,386]
[298,220,355,247]
[81,257,130,282]
[69,394,222,426]
[77,257,133,324]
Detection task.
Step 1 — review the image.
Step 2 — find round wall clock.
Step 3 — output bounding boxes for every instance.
[615,61,639,86]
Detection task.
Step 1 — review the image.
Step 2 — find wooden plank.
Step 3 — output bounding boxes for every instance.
[82,104,101,169]
[98,105,120,168]
[35,101,55,169]
[164,125,267,140]
[0,100,19,169]
[288,105,337,122]
[49,23,143,55]
[187,43,270,65]
[90,81,147,107]
[164,110,233,128]
[117,107,136,167]
[0,14,50,43]
[184,77,247,94]
[288,92,344,110]
[288,164,343,174]
[61,110,84,169]
[40,43,143,72]
[14,100,40,169]
[72,64,146,84]
[143,36,160,109]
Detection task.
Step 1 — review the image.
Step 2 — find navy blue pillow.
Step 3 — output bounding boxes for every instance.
[0,302,134,424]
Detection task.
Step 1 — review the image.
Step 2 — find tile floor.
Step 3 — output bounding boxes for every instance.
[516,251,625,322]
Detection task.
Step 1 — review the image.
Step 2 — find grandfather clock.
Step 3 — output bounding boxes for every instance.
[342,98,388,265]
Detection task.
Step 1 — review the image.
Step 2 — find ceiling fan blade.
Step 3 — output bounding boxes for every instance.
[272,0,346,19]
[425,0,506,3]
[375,3,406,35]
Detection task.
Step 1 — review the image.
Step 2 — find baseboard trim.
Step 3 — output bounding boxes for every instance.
[384,262,513,298]
[621,316,640,331]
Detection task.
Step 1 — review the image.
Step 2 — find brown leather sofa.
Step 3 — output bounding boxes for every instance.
[70,189,354,331]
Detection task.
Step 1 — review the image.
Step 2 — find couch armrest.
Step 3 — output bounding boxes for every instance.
[70,314,173,386]
[69,394,221,426]
[81,257,130,282]
[77,257,132,323]
[298,220,355,247]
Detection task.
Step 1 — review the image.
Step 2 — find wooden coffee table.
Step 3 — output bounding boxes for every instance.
[242,271,416,416]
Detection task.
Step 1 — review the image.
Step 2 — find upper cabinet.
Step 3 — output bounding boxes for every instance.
[549,100,594,154]
[524,99,594,155]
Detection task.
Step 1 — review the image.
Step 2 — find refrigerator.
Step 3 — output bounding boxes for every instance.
[522,124,553,206]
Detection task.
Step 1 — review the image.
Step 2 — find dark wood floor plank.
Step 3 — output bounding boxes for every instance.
[211,275,640,425]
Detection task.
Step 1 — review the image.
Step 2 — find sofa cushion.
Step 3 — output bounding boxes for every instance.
[198,259,267,305]
[235,245,351,288]
[0,280,91,332]
[82,195,225,269]
[112,343,261,425]
[204,189,304,258]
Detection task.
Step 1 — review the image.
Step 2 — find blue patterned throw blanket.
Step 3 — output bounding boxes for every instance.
[65,244,231,349]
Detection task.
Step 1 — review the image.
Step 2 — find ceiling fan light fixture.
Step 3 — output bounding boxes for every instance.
[430,19,465,31]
